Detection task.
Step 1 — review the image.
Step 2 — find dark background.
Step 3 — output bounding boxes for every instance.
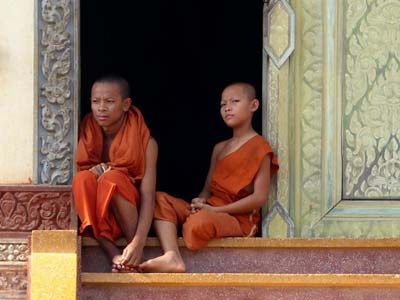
[81,0,263,200]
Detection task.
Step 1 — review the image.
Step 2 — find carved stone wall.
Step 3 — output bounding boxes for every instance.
[0,186,72,232]
[343,0,400,199]
[36,0,78,185]
[0,185,72,298]
[290,0,400,237]
[262,0,295,237]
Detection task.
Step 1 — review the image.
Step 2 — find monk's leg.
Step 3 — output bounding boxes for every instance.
[109,192,139,271]
[96,170,139,272]
[111,192,138,242]
[183,210,243,250]
[140,192,189,273]
[72,170,99,237]
[139,220,185,273]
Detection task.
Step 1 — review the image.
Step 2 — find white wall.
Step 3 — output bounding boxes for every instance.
[0,0,34,183]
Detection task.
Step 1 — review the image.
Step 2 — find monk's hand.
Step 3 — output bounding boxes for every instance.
[120,238,144,268]
[191,202,215,213]
[190,197,207,213]
[89,163,110,178]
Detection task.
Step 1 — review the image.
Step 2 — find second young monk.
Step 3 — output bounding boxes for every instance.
[139,82,279,273]
[72,74,158,272]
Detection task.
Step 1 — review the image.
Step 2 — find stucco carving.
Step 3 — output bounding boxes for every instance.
[0,270,27,291]
[38,0,74,184]
[0,243,28,263]
[343,0,400,198]
[0,191,71,231]
[297,0,323,236]
[263,0,295,68]
[263,1,294,237]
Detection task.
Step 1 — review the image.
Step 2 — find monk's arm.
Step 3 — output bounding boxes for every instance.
[121,137,158,266]
[192,155,272,214]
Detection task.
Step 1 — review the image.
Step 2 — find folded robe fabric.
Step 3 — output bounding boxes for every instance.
[154,134,279,250]
[73,106,150,241]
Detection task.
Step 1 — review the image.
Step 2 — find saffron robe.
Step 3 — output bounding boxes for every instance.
[73,106,150,241]
[154,134,279,250]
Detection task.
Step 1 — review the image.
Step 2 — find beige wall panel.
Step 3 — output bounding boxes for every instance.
[0,1,34,183]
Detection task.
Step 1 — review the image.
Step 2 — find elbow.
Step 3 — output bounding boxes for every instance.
[255,195,268,209]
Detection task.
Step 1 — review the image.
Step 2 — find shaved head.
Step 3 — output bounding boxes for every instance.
[223,82,256,100]
[93,74,130,99]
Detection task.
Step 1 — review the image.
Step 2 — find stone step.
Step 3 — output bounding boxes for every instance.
[81,237,400,274]
[80,273,400,300]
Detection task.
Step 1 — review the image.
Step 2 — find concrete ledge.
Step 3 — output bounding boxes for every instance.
[81,273,400,287]
[82,237,400,248]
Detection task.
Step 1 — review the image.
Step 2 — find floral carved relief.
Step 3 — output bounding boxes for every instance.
[344,0,400,198]
[0,270,27,291]
[39,0,74,184]
[298,0,323,235]
[0,243,28,263]
[0,191,71,231]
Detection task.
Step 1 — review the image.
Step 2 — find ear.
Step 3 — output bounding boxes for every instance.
[122,97,132,111]
[250,99,259,112]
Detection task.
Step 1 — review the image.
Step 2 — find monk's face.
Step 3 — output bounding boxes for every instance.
[90,82,131,133]
[220,85,259,128]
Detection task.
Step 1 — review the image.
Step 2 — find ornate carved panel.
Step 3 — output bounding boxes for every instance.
[292,0,324,237]
[343,0,400,199]
[262,1,295,237]
[0,241,28,264]
[37,0,79,184]
[0,186,72,231]
[0,269,27,292]
[263,0,295,68]
[292,0,400,237]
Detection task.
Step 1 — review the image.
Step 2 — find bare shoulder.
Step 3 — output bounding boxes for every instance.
[148,136,158,149]
[146,137,158,158]
[213,139,228,156]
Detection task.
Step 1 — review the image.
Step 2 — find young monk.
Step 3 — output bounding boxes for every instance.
[139,82,278,272]
[72,74,158,272]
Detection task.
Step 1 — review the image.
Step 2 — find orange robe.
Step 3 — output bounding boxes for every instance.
[72,106,150,241]
[154,135,279,250]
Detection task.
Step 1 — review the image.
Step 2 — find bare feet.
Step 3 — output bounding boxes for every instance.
[139,251,185,273]
[111,255,138,273]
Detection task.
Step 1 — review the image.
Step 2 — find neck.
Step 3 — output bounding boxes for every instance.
[232,123,256,140]
[102,114,126,138]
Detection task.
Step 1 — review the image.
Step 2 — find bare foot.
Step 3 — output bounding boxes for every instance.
[111,255,138,273]
[139,251,185,273]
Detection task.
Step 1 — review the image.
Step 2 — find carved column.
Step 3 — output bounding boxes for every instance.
[35,0,79,185]
[262,0,295,237]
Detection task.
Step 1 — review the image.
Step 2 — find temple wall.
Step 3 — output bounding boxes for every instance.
[0,0,35,183]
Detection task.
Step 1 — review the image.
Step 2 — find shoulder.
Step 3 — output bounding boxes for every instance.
[252,135,273,150]
[212,139,228,156]
[147,137,158,152]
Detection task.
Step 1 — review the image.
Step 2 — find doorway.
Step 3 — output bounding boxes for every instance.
[80,0,263,200]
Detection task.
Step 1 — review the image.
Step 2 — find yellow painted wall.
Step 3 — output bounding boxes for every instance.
[0,0,34,183]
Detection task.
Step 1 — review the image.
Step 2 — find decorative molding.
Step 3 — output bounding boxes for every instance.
[0,242,28,263]
[262,1,294,237]
[343,0,400,199]
[0,270,27,291]
[0,187,72,231]
[263,201,294,237]
[263,0,295,68]
[294,0,324,237]
[37,0,76,184]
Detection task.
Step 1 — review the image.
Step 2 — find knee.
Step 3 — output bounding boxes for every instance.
[72,170,96,187]
[97,169,122,183]
[183,211,215,237]
[155,192,168,207]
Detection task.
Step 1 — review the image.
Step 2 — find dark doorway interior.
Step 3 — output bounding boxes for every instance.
[81,1,263,200]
